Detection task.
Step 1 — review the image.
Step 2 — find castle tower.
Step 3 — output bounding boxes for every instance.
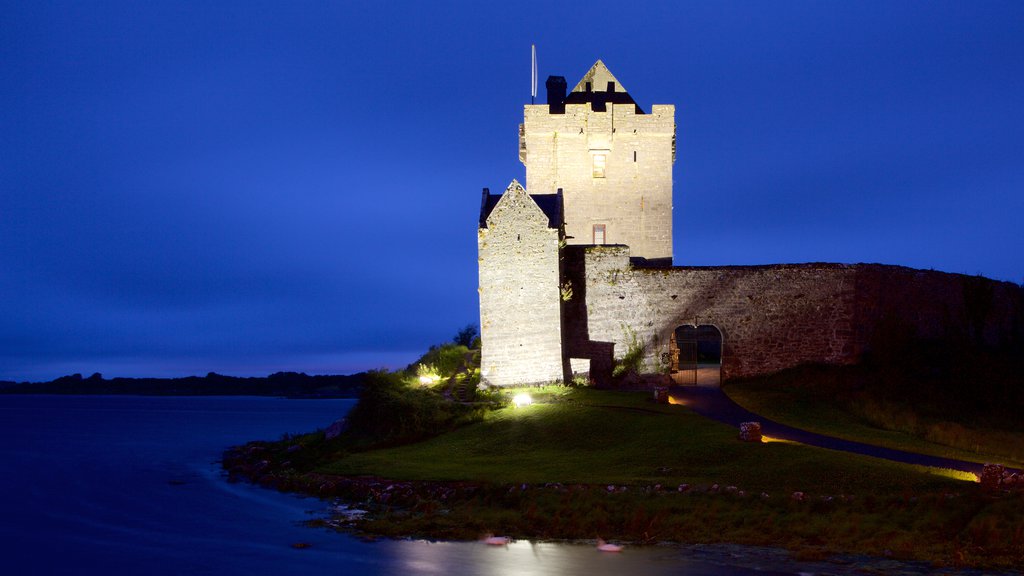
[520,60,675,266]
[477,180,565,386]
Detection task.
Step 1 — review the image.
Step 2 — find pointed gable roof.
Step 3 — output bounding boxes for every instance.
[479,180,563,229]
[571,60,628,94]
[564,59,643,113]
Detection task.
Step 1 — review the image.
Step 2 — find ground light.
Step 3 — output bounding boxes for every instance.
[922,466,981,483]
[761,435,796,444]
[512,393,533,408]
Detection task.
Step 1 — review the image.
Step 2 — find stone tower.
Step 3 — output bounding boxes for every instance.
[477,180,565,386]
[520,60,676,266]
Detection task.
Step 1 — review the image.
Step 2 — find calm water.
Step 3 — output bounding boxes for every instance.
[0,395,826,575]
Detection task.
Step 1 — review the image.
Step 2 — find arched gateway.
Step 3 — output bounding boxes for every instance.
[670,324,723,386]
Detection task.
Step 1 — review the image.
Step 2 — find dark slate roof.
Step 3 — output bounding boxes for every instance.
[479,193,501,228]
[479,190,563,229]
[530,193,563,228]
[563,89,644,114]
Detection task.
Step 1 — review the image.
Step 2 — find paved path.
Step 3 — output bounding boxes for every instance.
[669,385,996,476]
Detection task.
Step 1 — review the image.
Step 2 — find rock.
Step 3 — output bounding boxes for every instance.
[653,386,669,404]
[324,418,347,440]
[286,444,302,453]
[791,491,805,502]
[980,463,1005,491]
[677,483,690,493]
[738,421,762,442]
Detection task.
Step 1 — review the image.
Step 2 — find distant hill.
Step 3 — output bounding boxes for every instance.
[0,371,364,398]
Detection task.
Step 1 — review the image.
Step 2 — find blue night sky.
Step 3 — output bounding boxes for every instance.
[2,1,1022,381]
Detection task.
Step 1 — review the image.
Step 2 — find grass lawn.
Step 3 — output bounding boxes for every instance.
[230,386,1023,569]
[723,376,1024,470]
[322,388,967,494]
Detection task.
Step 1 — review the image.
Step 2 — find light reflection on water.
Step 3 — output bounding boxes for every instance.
[395,540,654,576]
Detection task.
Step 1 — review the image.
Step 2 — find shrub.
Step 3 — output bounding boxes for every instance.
[410,343,470,380]
[453,324,479,348]
[613,326,645,378]
[342,370,488,449]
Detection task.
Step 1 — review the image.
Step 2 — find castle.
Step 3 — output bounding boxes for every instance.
[478,60,1021,387]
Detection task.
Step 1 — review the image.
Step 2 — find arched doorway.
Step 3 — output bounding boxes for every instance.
[670,324,722,386]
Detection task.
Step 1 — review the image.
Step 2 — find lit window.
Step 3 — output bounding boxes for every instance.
[593,224,606,245]
[592,153,606,178]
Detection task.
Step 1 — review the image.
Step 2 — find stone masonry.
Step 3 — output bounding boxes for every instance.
[520,61,674,266]
[477,180,565,386]
[562,245,1022,383]
[480,59,1024,386]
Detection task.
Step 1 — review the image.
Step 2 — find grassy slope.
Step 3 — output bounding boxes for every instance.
[218,386,1024,568]
[323,389,964,494]
[303,388,1024,568]
[723,372,1024,470]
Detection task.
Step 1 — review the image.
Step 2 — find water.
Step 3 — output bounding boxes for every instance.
[0,395,903,575]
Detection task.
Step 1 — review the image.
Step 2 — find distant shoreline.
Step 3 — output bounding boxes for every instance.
[0,371,364,398]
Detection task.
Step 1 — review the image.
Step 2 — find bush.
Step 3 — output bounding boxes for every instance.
[453,324,479,348]
[343,371,488,449]
[410,343,470,380]
[613,327,645,378]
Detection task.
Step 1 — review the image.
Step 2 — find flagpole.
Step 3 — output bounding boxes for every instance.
[531,44,537,105]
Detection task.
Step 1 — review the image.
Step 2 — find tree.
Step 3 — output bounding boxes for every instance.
[453,324,479,348]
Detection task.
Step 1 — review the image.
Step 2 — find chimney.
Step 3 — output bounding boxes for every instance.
[546,76,567,114]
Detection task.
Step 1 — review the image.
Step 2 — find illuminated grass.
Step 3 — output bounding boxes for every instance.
[322,389,964,494]
[235,387,1023,569]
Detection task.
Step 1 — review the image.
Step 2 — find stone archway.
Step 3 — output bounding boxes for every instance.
[670,324,723,386]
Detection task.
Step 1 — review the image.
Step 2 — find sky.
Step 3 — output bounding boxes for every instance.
[2,1,1022,382]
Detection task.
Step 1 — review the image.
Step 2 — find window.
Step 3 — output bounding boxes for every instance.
[592,153,606,178]
[593,224,606,245]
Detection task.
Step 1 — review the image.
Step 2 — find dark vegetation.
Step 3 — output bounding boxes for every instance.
[341,324,501,450]
[0,371,364,397]
[340,370,496,450]
[725,324,1024,466]
[862,311,1024,427]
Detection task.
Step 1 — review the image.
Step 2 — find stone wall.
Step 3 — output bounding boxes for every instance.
[852,265,1022,350]
[521,101,674,264]
[564,246,1023,382]
[478,183,565,386]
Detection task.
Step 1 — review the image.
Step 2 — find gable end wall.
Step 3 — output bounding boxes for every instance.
[478,192,565,386]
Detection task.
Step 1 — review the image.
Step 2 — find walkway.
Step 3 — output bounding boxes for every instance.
[668,385,997,476]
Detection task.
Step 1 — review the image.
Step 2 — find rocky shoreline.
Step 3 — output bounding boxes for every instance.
[222,440,1023,573]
